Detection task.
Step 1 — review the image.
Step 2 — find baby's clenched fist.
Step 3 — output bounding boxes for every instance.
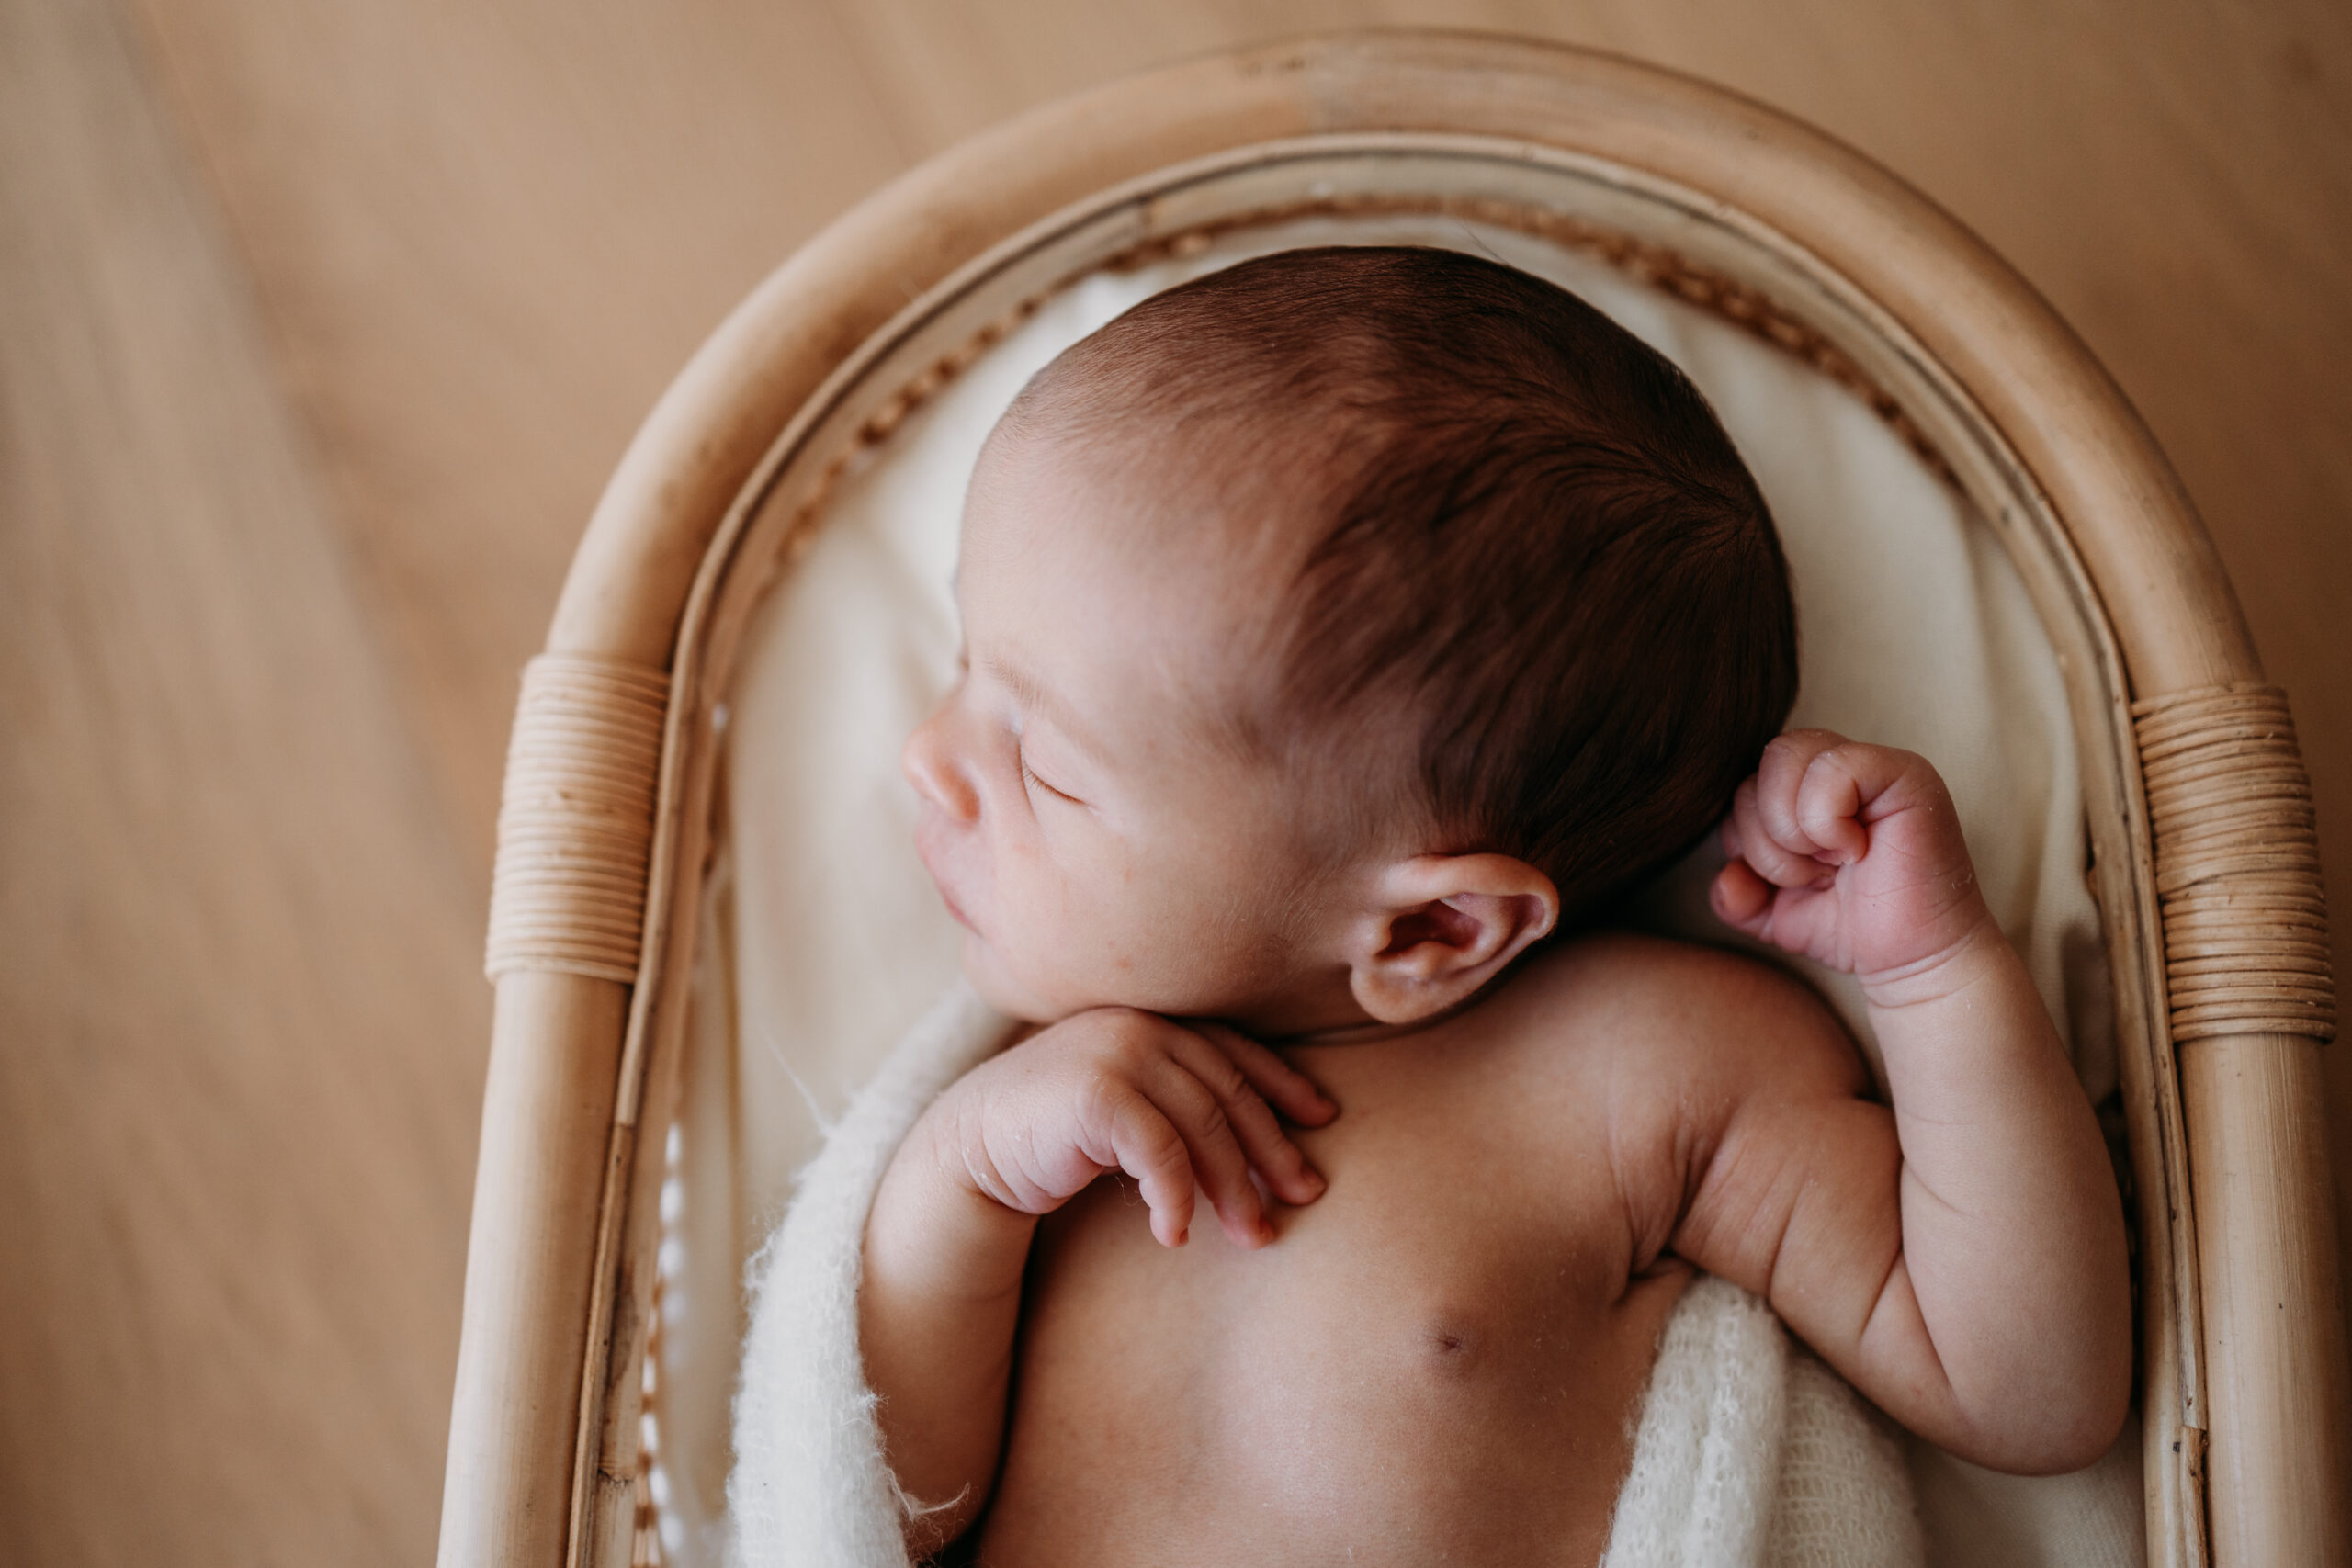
[917,1008,1335,1250]
[1711,730,1996,998]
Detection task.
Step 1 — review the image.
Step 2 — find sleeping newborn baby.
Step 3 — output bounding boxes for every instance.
[859,246,2130,1563]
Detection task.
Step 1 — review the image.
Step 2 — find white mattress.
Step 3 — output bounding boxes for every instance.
[650,214,2146,1566]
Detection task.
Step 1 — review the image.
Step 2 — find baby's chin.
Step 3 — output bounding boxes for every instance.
[956,927,1196,1027]
[956,928,1080,1026]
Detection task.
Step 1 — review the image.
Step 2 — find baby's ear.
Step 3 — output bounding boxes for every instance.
[1346,854,1559,1025]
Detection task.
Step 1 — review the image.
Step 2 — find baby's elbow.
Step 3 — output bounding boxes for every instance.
[2061,1321,2138,1472]
[2011,1400,2130,1477]
[1970,1359,2132,1476]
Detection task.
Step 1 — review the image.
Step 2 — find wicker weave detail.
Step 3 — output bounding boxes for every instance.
[485,654,672,984]
[2135,683,2335,1043]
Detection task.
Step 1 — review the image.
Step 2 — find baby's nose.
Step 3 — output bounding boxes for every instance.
[902,708,980,823]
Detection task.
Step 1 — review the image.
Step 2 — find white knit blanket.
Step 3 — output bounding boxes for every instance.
[726,984,1923,1567]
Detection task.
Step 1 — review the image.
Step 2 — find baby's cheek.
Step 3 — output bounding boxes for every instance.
[990,846,1127,1004]
[1067,884,1148,983]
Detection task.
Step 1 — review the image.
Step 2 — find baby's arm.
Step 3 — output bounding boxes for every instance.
[859,1008,1332,1554]
[1674,731,2132,1472]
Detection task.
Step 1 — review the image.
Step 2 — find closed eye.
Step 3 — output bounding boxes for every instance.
[1019,754,1085,807]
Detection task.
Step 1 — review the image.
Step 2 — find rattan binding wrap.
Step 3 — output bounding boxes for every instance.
[2136,683,2336,1044]
[486,653,673,984]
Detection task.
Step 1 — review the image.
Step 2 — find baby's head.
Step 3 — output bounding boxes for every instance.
[906,247,1795,1033]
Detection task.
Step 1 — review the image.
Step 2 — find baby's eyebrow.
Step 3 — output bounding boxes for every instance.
[984,656,1111,763]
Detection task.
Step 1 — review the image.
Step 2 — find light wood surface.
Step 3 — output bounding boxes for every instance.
[6,0,2347,1561]
[0,0,485,1561]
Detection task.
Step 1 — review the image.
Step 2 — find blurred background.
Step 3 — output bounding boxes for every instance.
[1,0,2345,1560]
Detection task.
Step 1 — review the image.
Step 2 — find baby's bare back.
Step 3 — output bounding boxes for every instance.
[976,937,1726,1566]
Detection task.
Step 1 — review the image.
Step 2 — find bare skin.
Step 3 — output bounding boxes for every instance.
[859,422,2132,1563]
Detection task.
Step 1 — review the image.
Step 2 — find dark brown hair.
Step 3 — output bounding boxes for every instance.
[1013,246,1798,916]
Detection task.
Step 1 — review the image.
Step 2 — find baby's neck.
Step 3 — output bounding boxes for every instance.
[1238,976,1498,1049]
[1269,1014,1449,1047]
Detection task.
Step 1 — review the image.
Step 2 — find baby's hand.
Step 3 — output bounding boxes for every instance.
[1711,730,1996,997]
[925,1009,1335,1248]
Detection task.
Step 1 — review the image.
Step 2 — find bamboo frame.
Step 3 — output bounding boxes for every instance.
[437,32,2346,1568]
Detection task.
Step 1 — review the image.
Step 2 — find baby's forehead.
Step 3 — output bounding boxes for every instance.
[964,423,1317,751]
[986,361,1349,550]
[984,395,1321,556]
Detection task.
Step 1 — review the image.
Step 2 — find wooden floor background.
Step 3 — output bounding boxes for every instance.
[2,0,2346,1559]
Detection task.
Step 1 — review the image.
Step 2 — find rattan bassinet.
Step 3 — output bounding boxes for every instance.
[435,33,2346,1568]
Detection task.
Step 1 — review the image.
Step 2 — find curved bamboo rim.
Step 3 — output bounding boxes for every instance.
[438,32,2346,1568]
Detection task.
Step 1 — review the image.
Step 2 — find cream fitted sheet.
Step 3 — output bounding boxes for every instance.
[652,214,2145,1566]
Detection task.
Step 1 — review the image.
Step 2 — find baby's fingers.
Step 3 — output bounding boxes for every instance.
[1092,1089,1198,1248]
[1754,731,1857,861]
[1192,1022,1338,1127]
[1137,1052,1275,1248]
[1176,1032,1327,1213]
[1794,742,1922,860]
[1710,855,1777,933]
[1729,778,1829,890]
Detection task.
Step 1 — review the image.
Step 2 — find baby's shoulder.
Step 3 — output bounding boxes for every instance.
[1484,930,1868,1105]
[1472,932,1870,1263]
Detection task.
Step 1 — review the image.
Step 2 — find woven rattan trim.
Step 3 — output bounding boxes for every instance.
[485,653,672,984]
[2135,682,2335,1043]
